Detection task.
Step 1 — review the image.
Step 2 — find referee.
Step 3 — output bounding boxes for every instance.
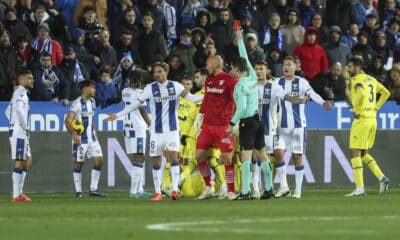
[226,28,272,200]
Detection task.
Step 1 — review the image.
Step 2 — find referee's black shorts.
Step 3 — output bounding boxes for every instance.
[239,113,265,151]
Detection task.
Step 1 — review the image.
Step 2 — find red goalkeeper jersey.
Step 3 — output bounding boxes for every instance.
[199,71,237,126]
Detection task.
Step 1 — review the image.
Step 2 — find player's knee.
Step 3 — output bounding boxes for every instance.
[134,154,145,164]
[74,162,84,169]
[153,156,162,166]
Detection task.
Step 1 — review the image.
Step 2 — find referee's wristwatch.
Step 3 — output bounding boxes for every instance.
[229,121,235,126]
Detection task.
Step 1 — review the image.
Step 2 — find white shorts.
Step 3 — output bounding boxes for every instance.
[9,137,30,160]
[264,134,274,154]
[73,141,103,162]
[149,131,180,157]
[124,128,146,154]
[274,127,306,154]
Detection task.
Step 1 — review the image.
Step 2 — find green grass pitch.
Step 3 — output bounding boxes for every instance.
[1,189,399,240]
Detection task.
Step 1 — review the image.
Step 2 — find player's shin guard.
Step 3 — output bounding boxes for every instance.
[269,155,276,180]
[251,160,260,192]
[131,163,143,194]
[20,168,27,194]
[275,162,288,189]
[351,157,364,188]
[234,161,241,192]
[198,161,212,186]
[362,154,384,179]
[261,161,273,191]
[152,165,162,194]
[226,164,235,192]
[171,161,180,191]
[209,157,226,185]
[90,166,101,191]
[12,168,23,198]
[241,160,252,195]
[161,162,172,191]
[73,168,82,193]
[294,165,304,194]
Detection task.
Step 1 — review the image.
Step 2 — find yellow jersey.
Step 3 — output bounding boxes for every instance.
[178,97,197,138]
[350,73,390,118]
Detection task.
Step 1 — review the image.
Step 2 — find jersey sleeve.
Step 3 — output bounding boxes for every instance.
[231,82,247,124]
[139,85,152,103]
[238,39,257,82]
[271,81,286,100]
[70,100,80,114]
[174,81,185,96]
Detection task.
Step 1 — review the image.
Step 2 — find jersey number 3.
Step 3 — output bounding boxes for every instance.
[368,84,374,103]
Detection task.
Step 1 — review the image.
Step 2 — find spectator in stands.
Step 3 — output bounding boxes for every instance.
[193,39,219,68]
[0,29,17,100]
[137,12,167,72]
[38,0,70,45]
[77,5,105,49]
[191,26,206,53]
[53,0,80,30]
[224,37,239,68]
[179,0,207,30]
[232,0,260,32]
[139,0,165,34]
[171,28,196,77]
[167,53,186,82]
[294,55,306,78]
[381,0,398,31]
[256,0,277,31]
[15,35,36,70]
[281,8,305,56]
[385,63,400,102]
[58,46,90,103]
[293,26,329,81]
[206,0,221,24]
[110,7,142,48]
[2,7,32,44]
[298,0,315,28]
[386,16,400,51]
[309,12,329,46]
[114,30,142,67]
[240,11,257,36]
[0,0,16,20]
[195,10,211,33]
[95,66,118,109]
[361,13,379,44]
[325,0,357,33]
[209,8,234,55]
[31,52,64,101]
[366,55,387,84]
[351,31,376,66]
[157,0,177,51]
[245,32,266,65]
[341,23,359,48]
[92,29,118,68]
[312,62,346,100]
[73,0,107,30]
[267,46,283,77]
[70,27,98,79]
[112,52,135,93]
[323,26,352,67]
[107,0,141,28]
[372,30,394,71]
[260,12,284,55]
[30,23,64,66]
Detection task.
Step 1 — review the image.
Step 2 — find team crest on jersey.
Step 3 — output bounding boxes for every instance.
[264,88,271,95]
[219,80,225,85]
[168,87,176,95]
[293,83,299,92]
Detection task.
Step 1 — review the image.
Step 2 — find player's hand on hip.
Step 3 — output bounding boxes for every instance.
[352,112,361,119]
[73,134,81,146]
[323,101,333,110]
[105,113,117,121]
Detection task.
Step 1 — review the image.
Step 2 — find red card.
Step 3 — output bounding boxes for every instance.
[233,20,241,30]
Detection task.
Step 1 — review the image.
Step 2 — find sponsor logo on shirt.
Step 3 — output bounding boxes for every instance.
[154,96,177,102]
[219,80,225,85]
[206,87,224,94]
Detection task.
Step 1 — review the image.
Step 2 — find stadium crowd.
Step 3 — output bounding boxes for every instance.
[1,0,399,201]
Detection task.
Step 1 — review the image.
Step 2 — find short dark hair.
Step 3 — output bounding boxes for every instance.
[153,61,169,73]
[79,80,95,90]
[129,70,144,88]
[142,11,154,19]
[254,60,269,68]
[40,52,52,60]
[283,56,297,64]
[348,56,364,68]
[231,57,247,73]
[195,68,209,76]
[17,70,32,85]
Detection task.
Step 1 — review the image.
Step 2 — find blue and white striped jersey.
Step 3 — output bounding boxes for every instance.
[5,86,30,138]
[277,76,312,129]
[258,81,286,136]
[121,87,147,130]
[139,80,184,134]
[70,97,97,144]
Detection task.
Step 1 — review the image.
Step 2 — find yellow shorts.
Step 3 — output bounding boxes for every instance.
[180,137,196,159]
[349,118,377,149]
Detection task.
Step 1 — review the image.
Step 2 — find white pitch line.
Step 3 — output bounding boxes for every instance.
[146,216,399,235]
